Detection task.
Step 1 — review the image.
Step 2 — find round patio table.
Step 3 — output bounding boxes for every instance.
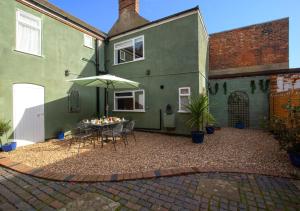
[89,120,129,146]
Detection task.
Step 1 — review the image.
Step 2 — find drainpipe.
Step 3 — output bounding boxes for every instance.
[95,39,100,117]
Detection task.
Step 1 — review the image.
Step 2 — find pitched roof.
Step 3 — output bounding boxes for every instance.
[25,0,107,38]
[108,6,200,39]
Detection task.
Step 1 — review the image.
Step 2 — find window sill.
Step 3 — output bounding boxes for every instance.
[178,110,191,114]
[14,49,44,58]
[113,110,145,113]
[113,58,145,66]
[83,45,94,49]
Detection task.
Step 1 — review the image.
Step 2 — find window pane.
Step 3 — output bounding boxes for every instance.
[19,13,40,28]
[117,46,134,63]
[134,38,144,59]
[116,98,134,110]
[115,92,132,97]
[115,40,132,49]
[18,22,40,55]
[180,96,189,111]
[135,91,144,110]
[84,34,93,48]
[180,88,190,95]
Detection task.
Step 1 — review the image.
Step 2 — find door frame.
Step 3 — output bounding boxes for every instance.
[13,83,45,146]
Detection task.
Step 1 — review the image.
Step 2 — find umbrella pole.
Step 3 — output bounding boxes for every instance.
[105,88,108,117]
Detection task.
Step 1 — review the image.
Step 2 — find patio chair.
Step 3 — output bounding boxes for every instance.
[101,123,125,151]
[122,120,136,143]
[69,122,95,154]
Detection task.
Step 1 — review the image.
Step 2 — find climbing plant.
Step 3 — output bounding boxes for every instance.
[223,82,227,95]
[208,83,219,95]
[250,80,256,94]
[259,79,270,93]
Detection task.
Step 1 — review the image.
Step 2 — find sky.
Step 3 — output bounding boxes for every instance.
[49,0,299,68]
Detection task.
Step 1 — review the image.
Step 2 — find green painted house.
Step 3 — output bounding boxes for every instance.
[106,5,209,135]
[0,0,291,147]
[0,0,106,146]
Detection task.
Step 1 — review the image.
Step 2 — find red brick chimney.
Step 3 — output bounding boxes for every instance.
[109,0,148,36]
[119,0,139,15]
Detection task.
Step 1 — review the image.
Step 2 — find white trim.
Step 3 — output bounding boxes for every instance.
[120,50,126,61]
[178,87,191,112]
[110,10,198,41]
[197,10,209,40]
[178,110,191,113]
[114,89,145,112]
[113,110,146,113]
[19,0,104,40]
[16,9,42,56]
[114,35,145,65]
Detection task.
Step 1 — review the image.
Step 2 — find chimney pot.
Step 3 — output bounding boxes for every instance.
[119,0,139,15]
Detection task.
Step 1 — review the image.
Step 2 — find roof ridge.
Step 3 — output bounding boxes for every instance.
[25,0,107,38]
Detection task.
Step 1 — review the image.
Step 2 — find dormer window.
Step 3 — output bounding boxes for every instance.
[114,35,144,65]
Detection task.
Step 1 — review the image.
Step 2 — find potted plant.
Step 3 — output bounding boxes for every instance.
[205,112,216,134]
[278,126,300,167]
[279,99,300,167]
[57,129,65,141]
[186,95,214,143]
[0,119,16,152]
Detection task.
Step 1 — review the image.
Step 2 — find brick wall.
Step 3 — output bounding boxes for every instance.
[119,0,139,14]
[209,18,289,71]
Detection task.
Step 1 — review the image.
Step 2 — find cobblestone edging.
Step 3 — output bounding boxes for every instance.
[0,156,297,183]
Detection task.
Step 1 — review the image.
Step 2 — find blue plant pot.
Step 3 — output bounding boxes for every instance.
[57,131,65,141]
[235,122,245,129]
[191,131,204,144]
[288,152,300,167]
[2,142,17,152]
[206,126,215,134]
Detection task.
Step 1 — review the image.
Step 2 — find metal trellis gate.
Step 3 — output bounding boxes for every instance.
[228,91,249,128]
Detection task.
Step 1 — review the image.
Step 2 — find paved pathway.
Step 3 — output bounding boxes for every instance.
[0,167,299,211]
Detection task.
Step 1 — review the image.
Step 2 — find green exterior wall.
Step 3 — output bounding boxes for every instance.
[209,76,269,128]
[0,0,105,142]
[106,13,208,135]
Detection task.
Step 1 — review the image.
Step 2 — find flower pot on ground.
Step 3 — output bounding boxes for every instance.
[2,141,17,152]
[185,95,215,144]
[288,151,300,167]
[57,131,65,141]
[205,114,216,134]
[205,126,215,134]
[235,121,245,129]
[191,131,205,143]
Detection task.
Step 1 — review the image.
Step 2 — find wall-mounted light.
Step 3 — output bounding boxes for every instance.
[65,70,70,77]
[146,69,151,76]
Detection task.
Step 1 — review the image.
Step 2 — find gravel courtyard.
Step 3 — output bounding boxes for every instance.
[3,128,297,177]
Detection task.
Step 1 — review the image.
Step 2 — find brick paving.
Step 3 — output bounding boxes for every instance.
[0,167,299,211]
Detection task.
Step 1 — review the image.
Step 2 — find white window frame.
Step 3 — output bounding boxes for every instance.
[114,35,145,65]
[83,34,94,49]
[16,9,42,56]
[178,87,191,113]
[114,89,145,112]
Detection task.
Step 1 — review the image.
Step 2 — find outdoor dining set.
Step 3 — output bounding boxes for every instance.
[69,117,136,153]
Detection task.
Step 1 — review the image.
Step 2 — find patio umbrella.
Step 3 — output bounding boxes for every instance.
[67,74,140,116]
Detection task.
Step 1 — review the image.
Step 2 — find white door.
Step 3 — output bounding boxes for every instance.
[13,84,45,147]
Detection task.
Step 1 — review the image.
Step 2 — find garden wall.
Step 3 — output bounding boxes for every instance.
[270,74,300,120]
[209,76,269,128]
